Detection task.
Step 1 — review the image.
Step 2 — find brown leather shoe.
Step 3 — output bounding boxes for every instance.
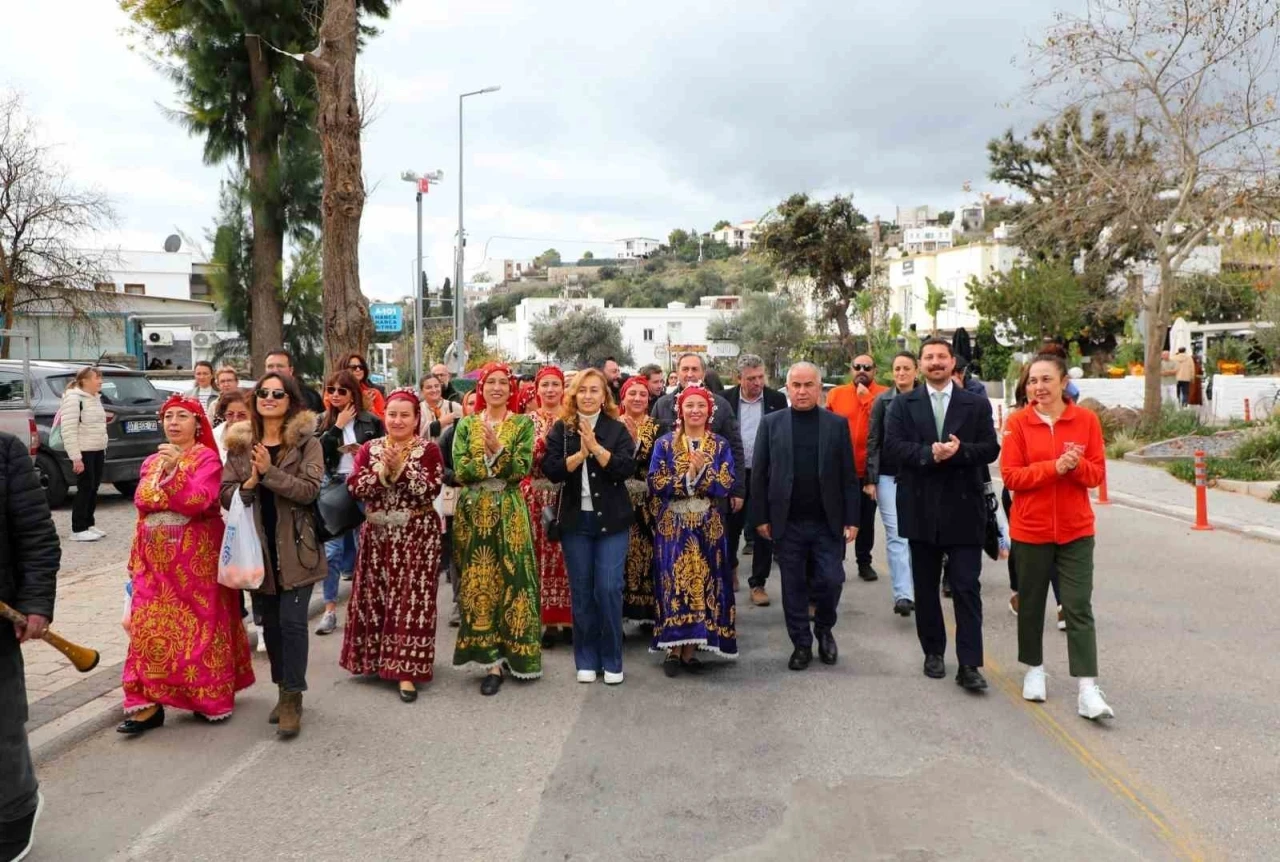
[268,684,283,725]
[750,587,770,607]
[276,691,303,738]
[732,570,741,592]
[1008,593,1019,617]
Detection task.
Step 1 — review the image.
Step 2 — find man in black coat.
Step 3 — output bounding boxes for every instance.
[723,354,788,606]
[0,432,60,861]
[884,338,1000,691]
[750,362,859,671]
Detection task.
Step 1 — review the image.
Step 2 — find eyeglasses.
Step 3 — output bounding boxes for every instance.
[852,363,875,372]
[256,388,288,401]
[325,386,350,396]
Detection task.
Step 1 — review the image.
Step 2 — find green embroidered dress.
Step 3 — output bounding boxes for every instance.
[451,413,542,678]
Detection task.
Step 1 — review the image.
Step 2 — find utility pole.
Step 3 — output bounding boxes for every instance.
[451,86,501,376]
[400,169,444,385]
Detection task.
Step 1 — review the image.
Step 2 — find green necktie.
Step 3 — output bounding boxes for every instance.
[932,391,946,439]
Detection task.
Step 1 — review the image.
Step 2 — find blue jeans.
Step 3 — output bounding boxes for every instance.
[323,530,358,604]
[560,512,629,674]
[877,475,914,602]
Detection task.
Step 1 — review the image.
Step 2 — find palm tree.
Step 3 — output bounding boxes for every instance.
[925,278,947,335]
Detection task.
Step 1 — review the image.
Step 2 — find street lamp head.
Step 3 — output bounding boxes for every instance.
[480,85,501,94]
[400,171,420,182]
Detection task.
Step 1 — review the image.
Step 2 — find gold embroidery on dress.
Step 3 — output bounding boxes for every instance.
[460,546,502,630]
[673,537,709,613]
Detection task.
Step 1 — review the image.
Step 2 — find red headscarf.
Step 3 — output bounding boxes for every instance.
[516,381,537,413]
[619,375,649,408]
[384,386,420,418]
[533,365,565,408]
[473,362,517,413]
[160,394,218,457]
[676,385,715,426]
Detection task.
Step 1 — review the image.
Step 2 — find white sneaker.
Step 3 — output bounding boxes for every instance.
[255,625,267,653]
[10,790,43,862]
[576,670,597,683]
[1022,666,1047,702]
[1078,684,1115,720]
[314,611,337,635]
[70,530,100,542]
[1057,605,1067,631]
[603,671,624,685]
[87,527,105,538]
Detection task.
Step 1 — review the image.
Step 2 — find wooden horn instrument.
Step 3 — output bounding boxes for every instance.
[0,600,101,673]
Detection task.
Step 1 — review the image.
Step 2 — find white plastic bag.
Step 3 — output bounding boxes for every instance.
[218,492,265,590]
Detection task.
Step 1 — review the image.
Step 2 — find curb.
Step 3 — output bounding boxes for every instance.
[29,580,351,766]
[1102,490,1280,545]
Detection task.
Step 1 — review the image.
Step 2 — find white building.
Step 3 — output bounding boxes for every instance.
[477,258,534,284]
[487,295,742,369]
[92,248,214,301]
[615,237,662,260]
[888,241,1023,334]
[710,220,759,250]
[895,205,939,229]
[902,226,955,254]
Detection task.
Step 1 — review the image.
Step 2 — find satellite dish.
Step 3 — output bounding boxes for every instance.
[993,322,1019,348]
[163,234,182,253]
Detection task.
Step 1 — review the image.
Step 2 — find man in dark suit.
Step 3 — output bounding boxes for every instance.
[723,354,788,606]
[884,338,1000,691]
[750,362,859,671]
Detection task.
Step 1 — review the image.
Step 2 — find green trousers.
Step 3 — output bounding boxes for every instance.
[1012,536,1098,677]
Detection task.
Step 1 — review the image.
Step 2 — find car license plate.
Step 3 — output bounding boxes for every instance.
[124,419,159,434]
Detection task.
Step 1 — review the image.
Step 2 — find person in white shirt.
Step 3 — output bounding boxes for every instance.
[186,362,219,415]
[418,375,462,442]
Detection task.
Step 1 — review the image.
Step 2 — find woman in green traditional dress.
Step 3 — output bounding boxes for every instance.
[451,362,540,696]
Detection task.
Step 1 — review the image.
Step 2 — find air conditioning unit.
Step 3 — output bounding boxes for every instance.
[192,332,223,349]
[143,327,175,347]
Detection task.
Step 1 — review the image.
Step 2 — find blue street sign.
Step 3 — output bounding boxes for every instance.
[370,303,404,333]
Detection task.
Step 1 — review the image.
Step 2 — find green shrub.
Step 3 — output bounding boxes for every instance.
[1231,421,1280,467]
[1138,403,1210,441]
[1269,485,1280,504]
[1166,457,1279,484]
[1105,432,1141,460]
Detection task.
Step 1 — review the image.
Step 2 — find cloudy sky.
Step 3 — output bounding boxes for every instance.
[3,0,1063,303]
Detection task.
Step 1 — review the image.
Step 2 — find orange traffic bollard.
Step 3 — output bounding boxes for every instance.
[1192,449,1213,531]
[1244,398,1252,423]
[1096,471,1110,505]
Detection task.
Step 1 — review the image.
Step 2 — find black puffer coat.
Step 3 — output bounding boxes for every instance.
[0,432,60,620]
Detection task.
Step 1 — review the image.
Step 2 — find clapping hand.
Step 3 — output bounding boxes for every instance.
[1056,447,1081,475]
[382,447,404,477]
[931,434,961,463]
[482,422,501,457]
[251,443,272,475]
[622,413,639,442]
[578,417,599,453]
[156,443,183,470]
[687,446,709,479]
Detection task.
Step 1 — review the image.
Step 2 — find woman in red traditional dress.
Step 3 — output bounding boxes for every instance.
[522,365,573,647]
[118,395,254,734]
[340,388,445,703]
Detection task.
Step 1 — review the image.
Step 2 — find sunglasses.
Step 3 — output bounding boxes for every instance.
[256,388,288,401]
[852,363,875,372]
[325,386,351,396]
[347,364,366,372]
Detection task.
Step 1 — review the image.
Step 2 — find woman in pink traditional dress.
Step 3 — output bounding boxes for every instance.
[522,365,573,648]
[118,395,254,735]
[340,389,445,703]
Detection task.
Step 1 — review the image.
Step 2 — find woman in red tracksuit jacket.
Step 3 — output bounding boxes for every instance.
[1001,353,1114,721]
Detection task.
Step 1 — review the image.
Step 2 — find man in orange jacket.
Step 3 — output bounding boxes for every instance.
[826,354,888,581]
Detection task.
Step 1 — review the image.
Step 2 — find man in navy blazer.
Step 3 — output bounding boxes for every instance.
[723,354,789,606]
[750,362,859,671]
[884,338,1000,691]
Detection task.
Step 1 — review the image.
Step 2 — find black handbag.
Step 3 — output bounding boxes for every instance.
[541,432,565,543]
[982,482,1001,561]
[316,473,364,542]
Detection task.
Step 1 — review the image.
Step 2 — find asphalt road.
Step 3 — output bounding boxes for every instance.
[28,498,1279,861]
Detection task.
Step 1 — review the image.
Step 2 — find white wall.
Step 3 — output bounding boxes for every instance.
[888,241,1021,333]
[101,250,197,300]
[1072,377,1147,408]
[1209,375,1280,421]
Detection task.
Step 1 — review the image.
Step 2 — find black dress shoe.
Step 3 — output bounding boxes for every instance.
[941,576,952,598]
[923,654,946,679]
[399,685,418,703]
[893,598,914,617]
[680,656,705,674]
[480,673,503,696]
[116,705,165,735]
[742,543,754,556]
[857,564,879,582]
[788,647,813,671]
[663,655,681,678]
[817,631,838,665]
[540,630,556,649]
[956,665,988,691]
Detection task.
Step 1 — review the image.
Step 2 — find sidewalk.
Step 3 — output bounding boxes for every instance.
[1103,457,1280,542]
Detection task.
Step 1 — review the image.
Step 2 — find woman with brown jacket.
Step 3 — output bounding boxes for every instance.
[221,373,325,738]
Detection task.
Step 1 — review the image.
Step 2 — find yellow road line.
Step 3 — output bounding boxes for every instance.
[984,655,1210,861]
[945,619,1214,860]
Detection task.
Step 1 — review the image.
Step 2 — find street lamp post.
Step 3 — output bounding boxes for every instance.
[451,85,501,376]
[400,169,444,385]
